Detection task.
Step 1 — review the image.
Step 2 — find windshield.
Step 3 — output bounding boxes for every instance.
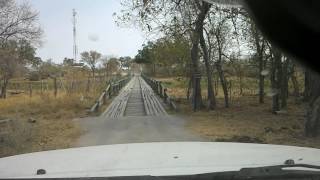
[0,0,320,178]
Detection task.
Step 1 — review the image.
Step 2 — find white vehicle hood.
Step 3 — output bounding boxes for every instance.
[0,142,320,179]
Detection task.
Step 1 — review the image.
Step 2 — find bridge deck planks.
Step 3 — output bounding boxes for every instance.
[102,75,167,119]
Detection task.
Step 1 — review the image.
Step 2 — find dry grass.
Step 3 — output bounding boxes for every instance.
[155,76,320,148]
[180,96,320,148]
[154,76,256,100]
[0,92,96,157]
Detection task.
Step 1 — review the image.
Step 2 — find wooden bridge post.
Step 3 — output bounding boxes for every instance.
[108,85,112,98]
[111,82,114,96]
[96,100,100,112]
[159,82,163,97]
[164,88,168,103]
[155,80,159,94]
[103,90,107,104]
[153,80,156,91]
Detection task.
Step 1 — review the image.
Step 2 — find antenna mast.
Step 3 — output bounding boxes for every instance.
[72,9,78,62]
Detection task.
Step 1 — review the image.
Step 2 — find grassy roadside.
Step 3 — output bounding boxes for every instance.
[155,76,320,148]
[0,92,94,157]
[183,97,320,148]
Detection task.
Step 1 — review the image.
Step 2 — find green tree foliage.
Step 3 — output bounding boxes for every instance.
[134,36,190,76]
[119,56,132,69]
[38,59,62,78]
[0,40,39,97]
[134,42,154,64]
[63,58,75,66]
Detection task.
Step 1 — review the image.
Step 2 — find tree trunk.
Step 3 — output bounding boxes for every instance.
[214,75,219,96]
[239,70,243,95]
[216,60,229,108]
[304,69,312,101]
[216,42,229,108]
[0,78,8,99]
[53,77,57,97]
[258,55,265,103]
[92,68,95,80]
[190,2,211,111]
[281,58,289,109]
[186,76,192,100]
[199,30,216,110]
[290,65,300,100]
[251,22,265,103]
[275,51,282,113]
[270,48,282,113]
[0,84,6,99]
[305,69,320,137]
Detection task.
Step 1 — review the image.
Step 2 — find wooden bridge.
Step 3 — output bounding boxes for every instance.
[77,74,202,147]
[91,74,176,119]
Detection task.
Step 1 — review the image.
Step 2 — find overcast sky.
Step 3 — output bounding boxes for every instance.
[25,0,145,63]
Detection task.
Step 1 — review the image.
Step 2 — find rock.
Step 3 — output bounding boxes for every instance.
[264,127,275,133]
[28,118,36,123]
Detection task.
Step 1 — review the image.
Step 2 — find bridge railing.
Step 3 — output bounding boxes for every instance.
[141,74,178,111]
[90,75,132,113]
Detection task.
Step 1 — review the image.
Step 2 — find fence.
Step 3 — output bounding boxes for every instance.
[6,75,122,97]
[90,75,132,113]
[141,74,178,111]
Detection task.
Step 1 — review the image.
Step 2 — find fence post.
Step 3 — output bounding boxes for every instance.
[159,82,163,97]
[155,81,158,94]
[29,82,32,97]
[164,88,168,103]
[40,80,43,94]
[152,80,156,90]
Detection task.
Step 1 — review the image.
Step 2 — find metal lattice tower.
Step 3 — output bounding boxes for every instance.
[72,9,78,62]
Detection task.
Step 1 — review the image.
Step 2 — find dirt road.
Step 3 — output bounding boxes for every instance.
[74,75,204,147]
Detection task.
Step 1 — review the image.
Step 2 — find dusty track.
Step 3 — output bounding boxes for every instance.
[75,75,204,147]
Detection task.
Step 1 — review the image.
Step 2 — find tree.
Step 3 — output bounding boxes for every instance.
[249,21,267,104]
[0,40,37,98]
[0,0,41,98]
[134,36,190,77]
[280,57,289,109]
[63,58,75,66]
[134,42,153,64]
[305,69,320,137]
[101,57,120,77]
[118,0,209,111]
[38,59,62,78]
[189,1,212,111]
[0,46,18,98]
[289,61,300,101]
[119,56,131,70]
[80,50,102,79]
[270,46,281,113]
[0,0,42,44]
[210,11,230,108]
[200,19,216,110]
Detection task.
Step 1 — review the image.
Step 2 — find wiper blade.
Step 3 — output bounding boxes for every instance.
[237,164,320,179]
